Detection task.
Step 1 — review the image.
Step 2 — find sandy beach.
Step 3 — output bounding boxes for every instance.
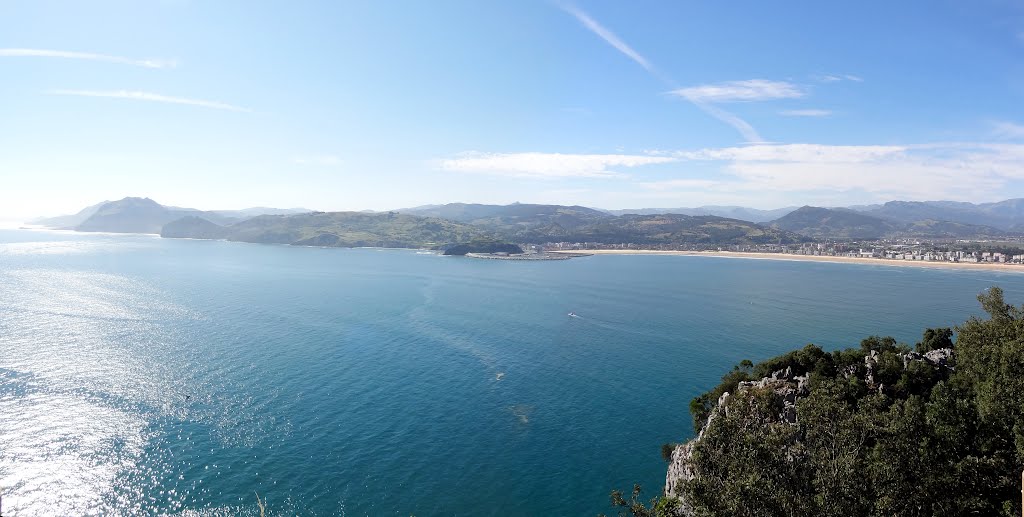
[551,249,1024,273]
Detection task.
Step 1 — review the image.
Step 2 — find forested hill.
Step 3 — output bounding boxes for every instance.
[163,211,485,249]
[554,214,807,246]
[605,287,1024,516]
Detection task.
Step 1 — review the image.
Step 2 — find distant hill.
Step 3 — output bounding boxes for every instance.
[160,216,231,239]
[770,206,900,240]
[398,202,612,241]
[897,219,1011,238]
[75,197,202,234]
[562,213,808,246]
[604,205,797,223]
[771,206,1013,239]
[39,198,315,234]
[30,201,109,228]
[401,202,608,225]
[853,199,1024,230]
[164,211,486,248]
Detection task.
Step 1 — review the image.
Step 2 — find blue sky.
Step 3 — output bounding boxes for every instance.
[2,0,1024,219]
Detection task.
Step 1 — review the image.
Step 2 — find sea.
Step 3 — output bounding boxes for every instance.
[2,228,1023,516]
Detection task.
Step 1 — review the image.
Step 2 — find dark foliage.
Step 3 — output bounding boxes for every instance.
[617,287,1024,516]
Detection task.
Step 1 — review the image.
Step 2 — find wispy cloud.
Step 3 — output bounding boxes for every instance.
[0,48,175,68]
[439,152,674,178]
[647,142,1024,201]
[991,120,1024,140]
[691,102,764,143]
[668,80,804,142]
[559,3,657,75]
[557,5,844,143]
[558,3,766,142]
[46,89,250,112]
[294,155,343,166]
[814,74,862,83]
[779,109,832,117]
[671,80,804,103]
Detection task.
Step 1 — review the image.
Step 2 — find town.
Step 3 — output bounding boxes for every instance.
[542,239,1024,264]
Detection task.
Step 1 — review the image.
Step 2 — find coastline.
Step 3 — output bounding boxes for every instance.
[551,249,1024,273]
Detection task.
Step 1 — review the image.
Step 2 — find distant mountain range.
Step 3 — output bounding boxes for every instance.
[27,197,1024,247]
[768,206,1014,240]
[33,198,312,233]
[853,200,1024,231]
[601,205,798,223]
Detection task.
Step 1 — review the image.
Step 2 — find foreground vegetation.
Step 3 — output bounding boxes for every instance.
[606,287,1024,516]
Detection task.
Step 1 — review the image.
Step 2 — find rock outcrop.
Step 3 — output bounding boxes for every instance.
[665,366,807,502]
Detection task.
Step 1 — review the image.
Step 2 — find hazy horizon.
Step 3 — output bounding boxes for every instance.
[3,1,1024,219]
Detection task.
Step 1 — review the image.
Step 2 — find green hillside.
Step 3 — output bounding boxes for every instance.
[164,211,486,249]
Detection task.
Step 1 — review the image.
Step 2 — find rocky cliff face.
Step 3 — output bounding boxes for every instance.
[664,348,955,512]
[664,367,808,503]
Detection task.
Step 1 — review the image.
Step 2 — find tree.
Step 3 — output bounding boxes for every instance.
[916,327,953,353]
[600,484,679,517]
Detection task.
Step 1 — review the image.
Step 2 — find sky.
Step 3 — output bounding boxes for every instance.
[2,0,1024,220]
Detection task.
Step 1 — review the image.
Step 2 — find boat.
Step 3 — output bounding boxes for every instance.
[568,311,577,317]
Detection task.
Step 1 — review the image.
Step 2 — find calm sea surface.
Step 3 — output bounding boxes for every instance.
[3,229,1024,515]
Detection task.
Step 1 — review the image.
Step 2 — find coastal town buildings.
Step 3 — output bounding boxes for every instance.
[540,239,1024,265]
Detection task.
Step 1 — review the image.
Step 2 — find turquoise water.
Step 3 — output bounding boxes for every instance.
[2,229,1023,515]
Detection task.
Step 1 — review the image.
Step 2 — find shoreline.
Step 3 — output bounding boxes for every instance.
[551,249,1024,273]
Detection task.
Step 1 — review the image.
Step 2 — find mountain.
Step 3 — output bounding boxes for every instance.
[771,206,1013,239]
[75,197,203,234]
[770,206,900,239]
[604,205,798,223]
[853,199,1024,230]
[30,201,109,228]
[163,211,486,248]
[39,198,316,234]
[860,201,976,225]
